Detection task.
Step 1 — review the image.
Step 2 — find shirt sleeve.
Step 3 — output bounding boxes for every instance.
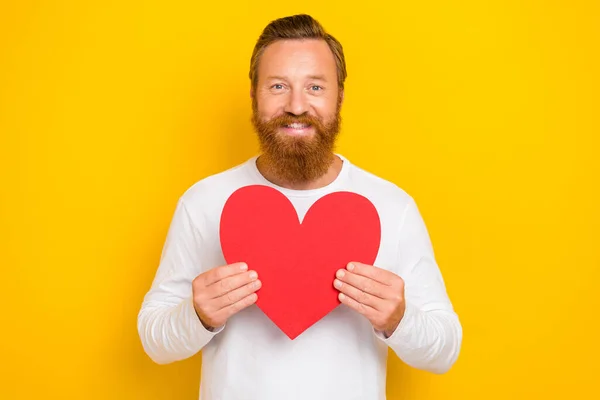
[373,196,463,374]
[137,198,224,365]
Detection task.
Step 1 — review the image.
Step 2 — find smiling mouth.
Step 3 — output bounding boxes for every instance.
[281,123,313,135]
[284,123,310,129]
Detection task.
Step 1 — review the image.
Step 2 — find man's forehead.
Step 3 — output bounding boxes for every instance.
[258,39,337,79]
[265,74,328,81]
[262,39,332,57]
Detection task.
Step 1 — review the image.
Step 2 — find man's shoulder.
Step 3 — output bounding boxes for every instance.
[346,158,414,206]
[179,157,257,208]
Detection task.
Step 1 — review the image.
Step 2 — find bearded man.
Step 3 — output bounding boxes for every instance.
[138,13,462,400]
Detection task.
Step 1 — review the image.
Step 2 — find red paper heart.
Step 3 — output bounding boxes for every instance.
[219,185,381,339]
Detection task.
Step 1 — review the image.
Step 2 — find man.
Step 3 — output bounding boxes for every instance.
[138,13,462,400]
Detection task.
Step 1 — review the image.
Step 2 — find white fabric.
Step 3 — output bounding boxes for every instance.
[137,154,462,400]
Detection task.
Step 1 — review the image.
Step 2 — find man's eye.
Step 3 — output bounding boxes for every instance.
[311,85,322,91]
[272,84,284,90]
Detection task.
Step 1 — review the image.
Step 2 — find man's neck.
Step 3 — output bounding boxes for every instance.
[256,154,344,190]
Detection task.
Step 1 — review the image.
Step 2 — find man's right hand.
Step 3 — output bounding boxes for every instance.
[192,262,261,331]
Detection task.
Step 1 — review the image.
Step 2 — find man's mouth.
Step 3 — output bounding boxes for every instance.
[281,123,313,135]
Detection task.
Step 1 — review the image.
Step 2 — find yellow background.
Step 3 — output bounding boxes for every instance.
[1,0,598,399]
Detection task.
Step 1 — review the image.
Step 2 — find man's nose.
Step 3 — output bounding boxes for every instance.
[284,90,309,116]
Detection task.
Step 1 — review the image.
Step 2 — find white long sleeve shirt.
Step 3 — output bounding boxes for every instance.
[137,154,462,400]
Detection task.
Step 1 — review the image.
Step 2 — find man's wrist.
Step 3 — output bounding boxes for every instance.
[384,322,399,338]
[192,302,215,331]
[201,320,215,332]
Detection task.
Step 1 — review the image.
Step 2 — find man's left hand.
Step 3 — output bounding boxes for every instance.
[334,262,406,338]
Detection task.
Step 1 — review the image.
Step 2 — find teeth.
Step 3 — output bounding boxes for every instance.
[286,123,309,129]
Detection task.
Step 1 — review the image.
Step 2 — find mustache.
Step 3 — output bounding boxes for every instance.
[269,113,322,126]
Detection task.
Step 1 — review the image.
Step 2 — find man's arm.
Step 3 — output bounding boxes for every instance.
[137,198,220,365]
[376,197,462,374]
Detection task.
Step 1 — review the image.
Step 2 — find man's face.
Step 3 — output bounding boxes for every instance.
[251,38,343,183]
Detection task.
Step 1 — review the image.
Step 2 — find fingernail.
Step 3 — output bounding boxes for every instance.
[240,263,248,271]
[334,279,342,289]
[347,263,355,271]
[249,271,258,280]
[339,293,345,301]
[254,280,261,289]
[336,269,345,278]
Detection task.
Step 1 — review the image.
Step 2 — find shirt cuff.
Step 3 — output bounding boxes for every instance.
[373,301,417,344]
[184,296,225,340]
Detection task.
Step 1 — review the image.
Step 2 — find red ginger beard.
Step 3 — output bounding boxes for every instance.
[250,93,343,185]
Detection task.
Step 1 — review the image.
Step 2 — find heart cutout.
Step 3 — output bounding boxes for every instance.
[219,185,381,339]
